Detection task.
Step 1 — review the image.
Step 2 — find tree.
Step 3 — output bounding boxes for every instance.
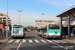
[0,13,3,16]
[30,27,34,31]
[34,27,38,30]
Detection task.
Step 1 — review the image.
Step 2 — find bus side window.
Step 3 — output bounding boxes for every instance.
[49,25,50,29]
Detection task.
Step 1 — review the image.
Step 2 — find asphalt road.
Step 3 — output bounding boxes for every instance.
[0,34,75,50]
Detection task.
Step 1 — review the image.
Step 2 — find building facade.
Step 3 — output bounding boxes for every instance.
[35,20,59,28]
[62,21,75,26]
[0,18,2,23]
[0,13,11,26]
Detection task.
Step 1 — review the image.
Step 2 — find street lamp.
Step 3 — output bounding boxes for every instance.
[6,0,8,38]
[17,10,22,25]
[42,13,45,20]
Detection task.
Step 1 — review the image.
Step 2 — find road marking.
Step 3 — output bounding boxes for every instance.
[58,40,67,43]
[34,39,40,43]
[40,39,46,43]
[7,40,14,43]
[22,39,26,43]
[29,40,33,43]
[47,39,68,50]
[16,36,25,50]
[15,40,20,43]
[46,40,54,43]
[7,39,68,44]
[52,40,61,43]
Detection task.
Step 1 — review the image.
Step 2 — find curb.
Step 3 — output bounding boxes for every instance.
[62,38,75,44]
[63,40,75,44]
[0,37,11,44]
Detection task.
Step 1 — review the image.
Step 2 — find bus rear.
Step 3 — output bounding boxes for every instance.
[47,24,61,38]
[11,25,25,37]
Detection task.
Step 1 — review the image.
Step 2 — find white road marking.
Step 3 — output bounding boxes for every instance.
[15,40,20,43]
[34,39,40,43]
[58,40,67,43]
[40,39,46,43]
[29,40,33,43]
[7,39,67,44]
[16,36,25,50]
[47,39,68,50]
[52,40,61,43]
[22,39,26,43]
[7,40,14,43]
[46,40,54,43]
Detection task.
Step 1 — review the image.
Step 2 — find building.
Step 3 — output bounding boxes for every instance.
[35,20,59,28]
[0,18,2,23]
[0,13,11,26]
[62,21,75,26]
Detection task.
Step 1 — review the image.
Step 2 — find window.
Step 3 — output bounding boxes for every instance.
[13,25,22,28]
[49,24,59,29]
[3,20,6,23]
[3,17,6,19]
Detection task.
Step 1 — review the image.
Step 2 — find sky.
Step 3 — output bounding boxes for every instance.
[0,0,75,26]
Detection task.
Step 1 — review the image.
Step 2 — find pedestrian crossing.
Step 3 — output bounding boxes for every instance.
[14,40,20,43]
[34,39,40,43]
[29,40,33,43]
[22,40,26,43]
[7,39,68,44]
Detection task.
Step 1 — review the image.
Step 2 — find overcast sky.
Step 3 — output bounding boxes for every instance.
[0,0,75,26]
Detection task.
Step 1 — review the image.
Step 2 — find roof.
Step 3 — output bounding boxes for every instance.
[56,5,75,17]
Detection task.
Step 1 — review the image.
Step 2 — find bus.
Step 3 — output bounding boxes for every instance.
[37,24,61,39]
[11,25,25,37]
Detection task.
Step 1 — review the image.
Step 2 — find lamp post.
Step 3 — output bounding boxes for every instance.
[17,10,22,25]
[42,13,45,20]
[6,0,8,38]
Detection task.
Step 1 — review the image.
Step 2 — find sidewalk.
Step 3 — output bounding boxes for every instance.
[63,37,75,44]
[0,33,11,43]
[0,37,11,43]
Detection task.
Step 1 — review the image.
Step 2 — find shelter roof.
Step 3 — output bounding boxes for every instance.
[56,5,75,17]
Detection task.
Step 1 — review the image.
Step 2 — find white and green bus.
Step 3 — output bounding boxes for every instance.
[11,25,25,37]
[37,24,61,39]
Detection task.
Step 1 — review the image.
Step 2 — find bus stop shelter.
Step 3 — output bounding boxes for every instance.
[56,5,75,39]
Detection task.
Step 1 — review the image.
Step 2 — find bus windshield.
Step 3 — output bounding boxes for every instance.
[13,25,22,28]
[49,24,59,29]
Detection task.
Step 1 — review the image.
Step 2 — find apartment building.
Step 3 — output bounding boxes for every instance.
[0,13,11,26]
[35,20,59,28]
[0,18,2,22]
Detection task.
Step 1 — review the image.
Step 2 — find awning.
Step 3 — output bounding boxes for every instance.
[56,5,75,17]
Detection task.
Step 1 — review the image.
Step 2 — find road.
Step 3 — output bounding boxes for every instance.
[0,34,75,50]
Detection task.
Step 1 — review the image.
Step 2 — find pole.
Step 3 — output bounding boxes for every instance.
[44,15,45,20]
[19,12,20,25]
[17,10,22,24]
[6,0,8,38]
[60,17,62,38]
[68,16,70,39]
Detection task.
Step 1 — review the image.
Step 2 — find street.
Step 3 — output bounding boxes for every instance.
[1,0,75,50]
[0,34,75,50]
